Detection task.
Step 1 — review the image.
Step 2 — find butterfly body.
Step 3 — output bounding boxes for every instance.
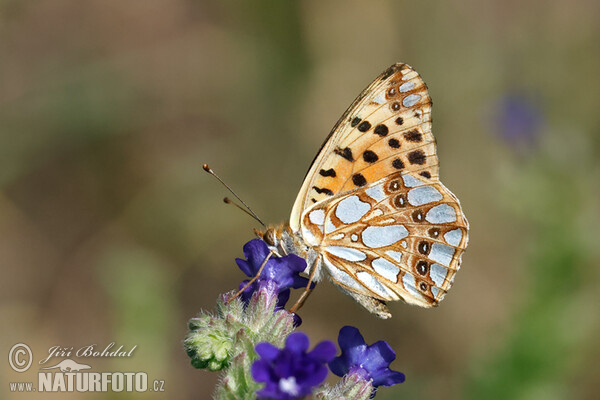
[258,63,469,319]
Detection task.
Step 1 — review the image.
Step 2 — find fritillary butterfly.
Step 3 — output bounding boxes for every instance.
[258,63,469,319]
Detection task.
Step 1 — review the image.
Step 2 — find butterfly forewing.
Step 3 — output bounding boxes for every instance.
[287,63,469,311]
[290,63,438,232]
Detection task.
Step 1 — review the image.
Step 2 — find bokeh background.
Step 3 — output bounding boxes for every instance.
[1,1,599,399]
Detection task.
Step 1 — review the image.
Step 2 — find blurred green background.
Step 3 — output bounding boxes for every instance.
[1,1,599,399]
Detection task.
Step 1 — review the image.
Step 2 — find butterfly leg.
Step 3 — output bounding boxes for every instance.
[289,259,319,314]
[227,251,274,304]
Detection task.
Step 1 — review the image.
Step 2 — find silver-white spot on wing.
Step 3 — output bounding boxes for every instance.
[362,225,409,248]
[356,271,398,299]
[444,228,463,246]
[425,204,457,223]
[402,272,425,301]
[325,217,336,234]
[429,243,455,267]
[402,174,424,188]
[323,257,364,292]
[399,81,415,92]
[403,94,421,107]
[385,250,403,263]
[431,286,440,298]
[309,209,325,225]
[430,263,449,287]
[335,195,371,224]
[325,246,367,261]
[365,185,386,202]
[407,186,443,206]
[330,233,345,240]
[373,90,386,105]
[371,258,400,283]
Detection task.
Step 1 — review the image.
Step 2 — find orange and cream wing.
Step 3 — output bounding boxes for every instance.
[300,172,468,307]
[290,63,436,232]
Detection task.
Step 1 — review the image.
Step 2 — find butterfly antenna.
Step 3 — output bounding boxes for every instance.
[203,164,266,227]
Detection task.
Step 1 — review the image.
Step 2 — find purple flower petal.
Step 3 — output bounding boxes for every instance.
[256,342,280,361]
[285,332,310,354]
[252,332,335,399]
[329,326,405,389]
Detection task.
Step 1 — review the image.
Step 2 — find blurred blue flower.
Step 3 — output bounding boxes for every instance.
[494,93,543,150]
[236,239,310,309]
[329,326,405,388]
[252,332,336,400]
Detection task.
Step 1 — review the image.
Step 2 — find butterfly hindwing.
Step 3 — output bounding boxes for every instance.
[300,172,468,307]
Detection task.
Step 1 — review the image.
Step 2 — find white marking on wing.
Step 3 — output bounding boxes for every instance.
[373,91,386,105]
[356,271,398,299]
[303,228,317,245]
[402,173,424,187]
[402,272,424,300]
[323,257,364,292]
[444,229,463,246]
[362,225,408,248]
[431,286,440,298]
[351,234,358,242]
[335,195,371,224]
[430,263,448,287]
[372,258,400,283]
[330,233,344,240]
[325,217,336,234]
[425,204,457,223]
[365,185,386,202]
[429,243,455,267]
[385,250,403,263]
[407,186,443,206]
[399,81,415,92]
[309,209,325,225]
[403,94,421,107]
[367,209,384,219]
[325,246,367,261]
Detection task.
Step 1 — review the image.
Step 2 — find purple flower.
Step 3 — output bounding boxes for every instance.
[329,326,405,388]
[493,93,543,151]
[252,332,336,400]
[236,239,310,308]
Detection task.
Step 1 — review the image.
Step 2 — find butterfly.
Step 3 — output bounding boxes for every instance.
[257,63,469,319]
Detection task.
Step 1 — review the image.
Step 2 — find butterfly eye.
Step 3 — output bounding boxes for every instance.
[263,229,276,246]
[416,261,429,276]
[393,194,407,208]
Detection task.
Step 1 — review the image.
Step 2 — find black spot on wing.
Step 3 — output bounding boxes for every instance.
[388,138,400,148]
[350,117,362,127]
[373,124,388,137]
[357,121,371,132]
[312,186,333,196]
[352,173,367,187]
[408,150,427,165]
[362,150,379,163]
[392,158,405,169]
[334,147,354,161]
[319,168,337,177]
[403,130,422,142]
